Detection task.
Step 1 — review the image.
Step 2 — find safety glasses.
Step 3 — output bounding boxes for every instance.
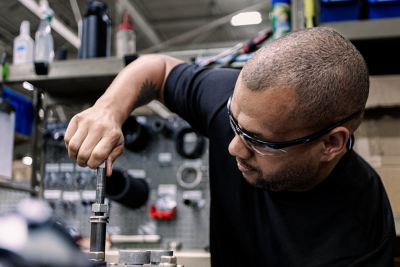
[227,96,362,157]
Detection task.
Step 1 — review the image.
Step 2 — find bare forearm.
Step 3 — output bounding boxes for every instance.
[64,54,182,174]
[95,54,183,125]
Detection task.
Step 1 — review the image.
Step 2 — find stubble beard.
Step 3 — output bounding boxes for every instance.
[240,156,318,192]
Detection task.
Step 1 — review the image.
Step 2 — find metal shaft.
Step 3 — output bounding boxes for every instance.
[90,217,107,252]
[89,161,108,266]
[96,161,106,205]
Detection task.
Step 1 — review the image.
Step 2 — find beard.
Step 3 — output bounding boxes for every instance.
[237,156,318,192]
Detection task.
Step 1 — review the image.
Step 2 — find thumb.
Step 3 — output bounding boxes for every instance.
[106,156,113,177]
[106,144,124,177]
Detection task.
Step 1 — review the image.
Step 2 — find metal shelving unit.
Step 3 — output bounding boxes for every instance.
[0,57,163,197]
[4,57,125,103]
[320,18,400,41]
[291,0,400,41]
[0,57,126,196]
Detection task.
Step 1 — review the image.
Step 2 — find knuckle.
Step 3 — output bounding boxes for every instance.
[116,146,124,156]
[74,113,83,122]
[87,162,96,169]
[108,130,121,142]
[76,160,87,168]
[77,151,90,162]
[92,151,106,161]
[87,160,101,170]
[77,156,89,166]
[64,135,70,144]
[68,142,79,153]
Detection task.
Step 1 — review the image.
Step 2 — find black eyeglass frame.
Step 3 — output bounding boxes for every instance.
[227,96,362,150]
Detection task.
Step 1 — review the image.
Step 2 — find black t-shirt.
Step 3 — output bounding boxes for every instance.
[164,63,395,267]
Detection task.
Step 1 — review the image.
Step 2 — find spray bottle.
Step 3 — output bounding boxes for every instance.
[116,12,136,57]
[34,0,54,64]
[270,0,291,40]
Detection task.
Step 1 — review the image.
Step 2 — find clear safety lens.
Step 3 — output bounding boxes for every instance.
[230,119,287,157]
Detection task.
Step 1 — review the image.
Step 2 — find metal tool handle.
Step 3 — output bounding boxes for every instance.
[95,161,107,206]
[89,161,109,266]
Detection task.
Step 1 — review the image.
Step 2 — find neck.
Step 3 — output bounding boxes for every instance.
[290,150,346,192]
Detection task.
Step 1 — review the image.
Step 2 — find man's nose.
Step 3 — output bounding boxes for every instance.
[228,134,253,160]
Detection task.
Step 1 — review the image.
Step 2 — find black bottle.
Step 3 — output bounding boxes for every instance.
[79,0,111,58]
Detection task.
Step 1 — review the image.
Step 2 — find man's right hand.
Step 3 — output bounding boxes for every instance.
[63,55,183,176]
[64,104,124,177]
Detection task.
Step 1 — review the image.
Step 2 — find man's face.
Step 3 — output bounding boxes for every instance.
[228,76,323,192]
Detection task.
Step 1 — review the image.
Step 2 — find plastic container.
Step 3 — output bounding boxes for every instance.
[34,1,54,64]
[270,0,291,40]
[116,12,136,57]
[320,0,360,22]
[79,0,111,59]
[367,0,400,19]
[1,87,34,136]
[13,21,34,65]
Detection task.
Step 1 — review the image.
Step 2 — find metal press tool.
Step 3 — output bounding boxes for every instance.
[88,161,109,266]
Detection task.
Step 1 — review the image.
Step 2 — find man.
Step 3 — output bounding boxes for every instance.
[65,27,395,266]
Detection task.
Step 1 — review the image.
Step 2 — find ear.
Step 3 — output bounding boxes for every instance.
[320,126,349,162]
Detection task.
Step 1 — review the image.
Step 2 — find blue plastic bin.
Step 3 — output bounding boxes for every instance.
[1,87,34,136]
[320,0,360,22]
[367,0,400,19]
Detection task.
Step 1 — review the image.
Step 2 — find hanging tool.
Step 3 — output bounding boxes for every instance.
[198,29,273,68]
[88,161,109,266]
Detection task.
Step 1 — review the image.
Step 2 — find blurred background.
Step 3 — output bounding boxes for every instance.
[0,0,400,266]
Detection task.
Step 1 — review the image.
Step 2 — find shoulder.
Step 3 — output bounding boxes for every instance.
[166,63,240,88]
[334,150,395,244]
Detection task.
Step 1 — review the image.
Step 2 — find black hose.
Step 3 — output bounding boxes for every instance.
[105,168,149,209]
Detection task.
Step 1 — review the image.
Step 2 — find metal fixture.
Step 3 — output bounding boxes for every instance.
[150,250,173,265]
[176,162,203,189]
[118,250,150,265]
[88,161,109,266]
[160,256,177,267]
[182,190,206,209]
[68,0,81,26]
[167,241,182,251]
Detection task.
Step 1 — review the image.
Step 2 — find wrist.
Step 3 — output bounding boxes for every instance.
[94,97,129,126]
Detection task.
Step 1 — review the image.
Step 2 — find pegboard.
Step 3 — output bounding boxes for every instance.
[0,184,31,215]
[43,116,210,250]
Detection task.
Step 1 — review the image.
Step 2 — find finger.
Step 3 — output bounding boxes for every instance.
[67,127,89,161]
[106,156,113,177]
[64,118,78,149]
[86,130,122,169]
[76,130,103,167]
[106,143,124,177]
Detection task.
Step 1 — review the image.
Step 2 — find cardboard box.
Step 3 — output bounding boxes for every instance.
[367,75,400,109]
[354,116,400,164]
[375,167,400,214]
[12,160,31,182]
[353,88,400,214]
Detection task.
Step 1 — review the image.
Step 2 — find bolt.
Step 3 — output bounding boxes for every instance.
[92,203,108,213]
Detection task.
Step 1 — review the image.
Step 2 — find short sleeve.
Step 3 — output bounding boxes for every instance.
[164,63,240,137]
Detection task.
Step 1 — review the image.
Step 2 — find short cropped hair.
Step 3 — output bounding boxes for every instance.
[241,27,369,133]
